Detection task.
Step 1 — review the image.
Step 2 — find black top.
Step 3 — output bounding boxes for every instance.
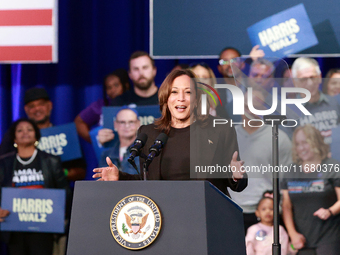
[160,126,190,180]
[110,89,159,106]
[281,158,340,247]
[13,154,44,188]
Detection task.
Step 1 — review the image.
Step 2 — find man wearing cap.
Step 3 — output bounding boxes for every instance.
[99,107,140,175]
[23,87,53,128]
[0,87,86,255]
[0,87,86,181]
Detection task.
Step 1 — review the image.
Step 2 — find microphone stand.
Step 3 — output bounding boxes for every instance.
[143,159,154,181]
[143,162,148,181]
[264,115,286,255]
[140,153,148,181]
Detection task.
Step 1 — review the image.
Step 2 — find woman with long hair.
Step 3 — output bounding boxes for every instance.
[282,125,340,254]
[93,69,247,197]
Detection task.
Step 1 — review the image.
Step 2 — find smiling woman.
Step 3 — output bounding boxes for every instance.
[154,69,205,134]
[0,118,69,255]
[93,69,248,197]
[322,68,340,96]
[166,75,192,128]
[281,125,340,254]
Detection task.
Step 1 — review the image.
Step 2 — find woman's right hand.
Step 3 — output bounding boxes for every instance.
[290,231,306,250]
[0,207,10,222]
[230,151,245,180]
[97,128,115,145]
[93,157,119,181]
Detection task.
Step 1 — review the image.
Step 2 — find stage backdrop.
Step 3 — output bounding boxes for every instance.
[151,0,340,58]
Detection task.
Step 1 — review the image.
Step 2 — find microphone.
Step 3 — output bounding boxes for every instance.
[128,133,148,162]
[145,133,168,166]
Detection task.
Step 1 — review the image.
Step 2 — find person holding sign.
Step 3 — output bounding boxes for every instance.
[97,51,159,146]
[0,87,87,182]
[217,46,265,122]
[0,118,69,255]
[74,68,130,143]
[93,69,247,197]
[99,107,140,175]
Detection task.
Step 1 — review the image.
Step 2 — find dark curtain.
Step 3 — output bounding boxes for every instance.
[1,0,340,181]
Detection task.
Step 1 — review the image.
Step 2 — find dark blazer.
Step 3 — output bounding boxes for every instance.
[0,150,69,193]
[120,115,247,197]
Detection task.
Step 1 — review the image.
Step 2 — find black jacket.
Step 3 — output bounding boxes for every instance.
[0,150,70,242]
[120,115,247,197]
[0,150,69,193]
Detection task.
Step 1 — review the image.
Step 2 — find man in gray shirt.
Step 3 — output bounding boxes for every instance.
[228,90,292,233]
[290,57,340,145]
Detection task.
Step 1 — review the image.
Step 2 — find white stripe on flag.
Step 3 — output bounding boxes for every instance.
[0,26,54,46]
[0,0,55,10]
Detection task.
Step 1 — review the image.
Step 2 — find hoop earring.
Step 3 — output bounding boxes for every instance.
[34,141,39,147]
[257,217,261,221]
[13,143,18,148]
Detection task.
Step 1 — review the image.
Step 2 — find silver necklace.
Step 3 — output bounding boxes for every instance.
[16,149,38,165]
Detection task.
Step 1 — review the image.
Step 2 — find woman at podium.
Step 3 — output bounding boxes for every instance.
[93,69,247,196]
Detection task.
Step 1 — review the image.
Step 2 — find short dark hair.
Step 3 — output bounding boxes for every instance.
[129,51,155,68]
[218,47,241,59]
[10,118,41,144]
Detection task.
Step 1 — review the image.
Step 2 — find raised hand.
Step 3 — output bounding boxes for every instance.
[0,207,10,222]
[249,45,265,61]
[230,151,245,180]
[97,128,115,145]
[93,157,119,181]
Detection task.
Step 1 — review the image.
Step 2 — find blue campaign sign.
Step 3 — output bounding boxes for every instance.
[102,105,161,130]
[331,126,340,162]
[38,123,82,162]
[0,188,65,233]
[247,3,318,58]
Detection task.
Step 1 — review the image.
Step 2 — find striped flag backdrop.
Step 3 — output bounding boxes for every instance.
[0,0,58,63]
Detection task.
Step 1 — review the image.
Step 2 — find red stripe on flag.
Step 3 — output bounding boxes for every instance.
[0,9,52,26]
[0,46,52,61]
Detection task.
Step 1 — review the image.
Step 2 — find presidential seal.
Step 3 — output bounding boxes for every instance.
[110,194,161,250]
